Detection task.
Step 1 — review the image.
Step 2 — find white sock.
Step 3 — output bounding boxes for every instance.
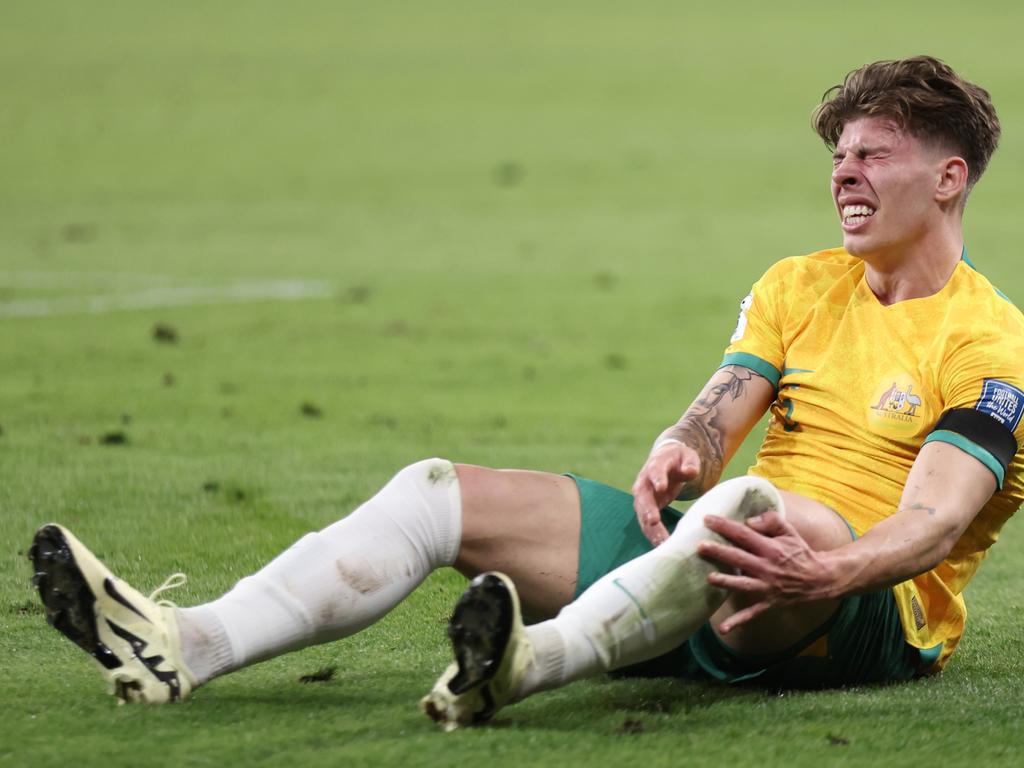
[176,458,462,684]
[518,476,783,698]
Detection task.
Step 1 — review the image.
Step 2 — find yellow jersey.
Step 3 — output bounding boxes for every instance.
[722,247,1024,669]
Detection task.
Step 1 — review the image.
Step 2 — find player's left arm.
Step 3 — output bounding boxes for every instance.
[699,440,997,633]
[816,439,995,595]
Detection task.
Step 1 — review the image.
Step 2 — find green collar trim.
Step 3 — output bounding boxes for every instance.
[960,244,975,269]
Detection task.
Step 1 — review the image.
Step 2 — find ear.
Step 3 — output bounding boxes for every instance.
[935,156,969,204]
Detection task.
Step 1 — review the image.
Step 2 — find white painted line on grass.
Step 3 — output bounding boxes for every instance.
[0,279,335,318]
[0,270,200,289]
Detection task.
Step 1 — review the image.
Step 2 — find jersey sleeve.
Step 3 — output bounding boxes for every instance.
[924,331,1024,489]
[719,260,788,390]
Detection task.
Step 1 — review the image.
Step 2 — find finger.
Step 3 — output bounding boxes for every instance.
[650,455,678,492]
[703,514,774,554]
[707,571,768,594]
[697,540,765,573]
[634,459,661,492]
[746,509,789,535]
[677,452,700,480]
[632,473,671,545]
[717,601,772,635]
[632,480,663,527]
[644,519,670,547]
[631,472,655,507]
[645,466,679,511]
[635,500,661,530]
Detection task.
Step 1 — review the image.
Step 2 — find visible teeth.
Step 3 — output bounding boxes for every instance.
[842,204,875,222]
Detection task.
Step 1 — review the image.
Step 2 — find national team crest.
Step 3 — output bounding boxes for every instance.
[867,373,927,437]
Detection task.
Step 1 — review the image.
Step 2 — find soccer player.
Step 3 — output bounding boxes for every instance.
[31,57,1024,727]
[418,55,1024,727]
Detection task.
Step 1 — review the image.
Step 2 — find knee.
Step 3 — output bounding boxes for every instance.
[776,490,853,551]
[392,458,460,493]
[386,459,463,543]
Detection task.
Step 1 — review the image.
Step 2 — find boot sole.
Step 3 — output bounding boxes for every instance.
[444,574,513,720]
[30,524,123,670]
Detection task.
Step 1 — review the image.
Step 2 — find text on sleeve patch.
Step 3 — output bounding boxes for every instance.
[975,379,1024,432]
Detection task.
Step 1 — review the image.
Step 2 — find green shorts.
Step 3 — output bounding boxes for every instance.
[569,474,925,689]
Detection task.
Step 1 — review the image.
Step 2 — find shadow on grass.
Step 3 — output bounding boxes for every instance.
[197,684,379,709]
[170,668,767,737]
[160,664,931,740]
[510,676,769,730]
[487,674,926,735]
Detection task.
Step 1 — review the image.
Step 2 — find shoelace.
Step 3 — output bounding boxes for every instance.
[148,572,188,607]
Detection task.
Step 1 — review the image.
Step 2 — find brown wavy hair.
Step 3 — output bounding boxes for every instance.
[813,56,1000,190]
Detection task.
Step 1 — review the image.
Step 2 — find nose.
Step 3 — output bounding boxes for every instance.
[831,156,860,188]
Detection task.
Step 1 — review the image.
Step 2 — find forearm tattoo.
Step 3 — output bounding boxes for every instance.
[899,501,937,517]
[657,367,760,500]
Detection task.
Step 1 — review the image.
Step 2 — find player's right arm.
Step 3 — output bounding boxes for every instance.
[632,364,775,545]
[635,257,792,544]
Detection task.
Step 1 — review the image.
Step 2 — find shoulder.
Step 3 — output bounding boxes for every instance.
[751,247,861,300]
[940,263,1024,370]
[950,261,1024,330]
[938,263,1024,398]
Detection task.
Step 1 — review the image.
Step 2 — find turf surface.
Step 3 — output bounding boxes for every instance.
[3,1,1024,765]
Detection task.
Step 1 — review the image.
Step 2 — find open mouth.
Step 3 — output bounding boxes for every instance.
[842,204,876,227]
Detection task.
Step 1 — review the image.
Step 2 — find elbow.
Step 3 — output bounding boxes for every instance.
[922,530,960,573]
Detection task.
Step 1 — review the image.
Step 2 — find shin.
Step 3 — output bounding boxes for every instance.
[177,458,463,684]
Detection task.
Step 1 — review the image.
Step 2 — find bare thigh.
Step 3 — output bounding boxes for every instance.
[453,464,581,620]
[710,489,854,655]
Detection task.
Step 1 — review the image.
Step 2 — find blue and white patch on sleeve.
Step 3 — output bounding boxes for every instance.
[730,292,753,343]
[975,379,1024,432]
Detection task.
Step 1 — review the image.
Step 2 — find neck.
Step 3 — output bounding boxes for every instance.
[859,219,964,305]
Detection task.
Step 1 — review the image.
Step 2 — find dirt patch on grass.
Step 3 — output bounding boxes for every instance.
[99,431,128,445]
[152,323,179,343]
[300,401,323,418]
[298,666,336,684]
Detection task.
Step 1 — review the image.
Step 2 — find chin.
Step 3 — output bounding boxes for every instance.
[842,236,869,257]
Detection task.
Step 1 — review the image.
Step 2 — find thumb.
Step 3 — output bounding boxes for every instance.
[678,453,701,478]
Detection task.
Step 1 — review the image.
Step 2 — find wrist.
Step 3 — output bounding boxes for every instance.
[818,546,857,600]
[651,437,686,455]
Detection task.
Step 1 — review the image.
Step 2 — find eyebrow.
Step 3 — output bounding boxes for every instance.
[833,144,888,159]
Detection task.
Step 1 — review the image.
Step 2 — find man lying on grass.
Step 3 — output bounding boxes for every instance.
[31,56,1024,729]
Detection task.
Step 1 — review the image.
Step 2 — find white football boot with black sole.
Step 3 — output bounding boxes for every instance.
[30,523,197,703]
[420,572,533,730]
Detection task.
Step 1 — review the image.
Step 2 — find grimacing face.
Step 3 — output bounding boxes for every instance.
[830,116,951,259]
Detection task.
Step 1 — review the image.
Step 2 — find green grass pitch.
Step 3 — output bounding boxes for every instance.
[3,1,1024,765]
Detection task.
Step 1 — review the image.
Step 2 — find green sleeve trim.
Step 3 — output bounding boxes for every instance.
[923,430,1005,489]
[719,352,781,389]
